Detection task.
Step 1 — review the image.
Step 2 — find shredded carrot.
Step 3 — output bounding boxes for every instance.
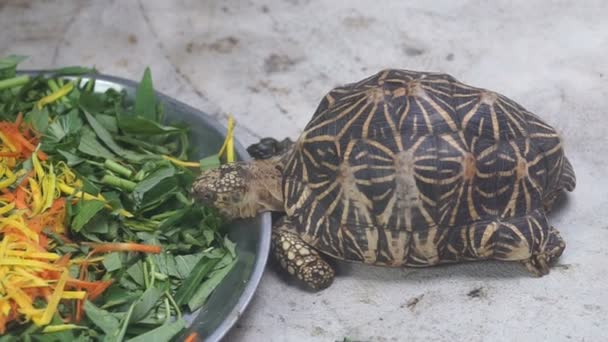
[184,332,201,342]
[89,242,162,255]
[0,115,128,331]
[87,280,114,301]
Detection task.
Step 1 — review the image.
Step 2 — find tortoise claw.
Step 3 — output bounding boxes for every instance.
[523,254,550,277]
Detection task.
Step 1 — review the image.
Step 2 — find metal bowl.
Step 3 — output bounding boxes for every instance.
[20,71,271,341]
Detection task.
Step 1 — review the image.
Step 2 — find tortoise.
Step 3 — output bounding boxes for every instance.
[191,69,576,290]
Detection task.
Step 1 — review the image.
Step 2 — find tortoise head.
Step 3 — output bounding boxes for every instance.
[191,161,283,220]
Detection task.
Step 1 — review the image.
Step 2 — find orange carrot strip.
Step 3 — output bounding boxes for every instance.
[66,279,101,291]
[8,130,35,152]
[0,192,15,201]
[184,332,200,342]
[36,150,48,161]
[0,152,20,157]
[15,112,23,127]
[54,254,72,267]
[90,243,162,255]
[75,263,88,323]
[87,280,114,301]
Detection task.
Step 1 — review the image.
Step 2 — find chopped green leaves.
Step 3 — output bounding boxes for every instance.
[134,67,157,121]
[126,318,187,342]
[174,255,223,306]
[0,54,26,78]
[199,154,220,171]
[84,301,120,335]
[0,59,238,341]
[71,200,105,232]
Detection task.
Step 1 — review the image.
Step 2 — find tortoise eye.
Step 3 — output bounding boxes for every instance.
[200,192,216,202]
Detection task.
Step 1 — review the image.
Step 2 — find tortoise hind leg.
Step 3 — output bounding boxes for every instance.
[522,226,565,276]
[272,218,335,290]
[488,210,565,276]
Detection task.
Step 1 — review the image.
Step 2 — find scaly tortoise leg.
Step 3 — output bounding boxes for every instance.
[478,211,565,277]
[247,137,294,160]
[522,226,566,277]
[272,218,335,290]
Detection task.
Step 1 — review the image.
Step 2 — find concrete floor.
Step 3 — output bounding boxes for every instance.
[2,1,608,341]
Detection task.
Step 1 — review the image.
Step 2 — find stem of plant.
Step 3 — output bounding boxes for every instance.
[101,174,136,192]
[48,79,69,103]
[165,291,182,320]
[163,298,171,324]
[48,79,60,92]
[0,75,30,91]
[175,191,191,206]
[148,256,156,288]
[104,159,133,178]
[84,79,94,92]
[143,261,150,289]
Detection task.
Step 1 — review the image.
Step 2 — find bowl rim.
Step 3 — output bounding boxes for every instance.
[17,69,271,342]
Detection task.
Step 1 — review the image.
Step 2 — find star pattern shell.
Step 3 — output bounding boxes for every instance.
[282,69,575,266]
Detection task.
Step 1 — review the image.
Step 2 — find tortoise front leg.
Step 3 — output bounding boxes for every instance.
[272,218,335,290]
[247,137,294,160]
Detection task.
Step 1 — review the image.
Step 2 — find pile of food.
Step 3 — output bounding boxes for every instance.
[0,56,237,341]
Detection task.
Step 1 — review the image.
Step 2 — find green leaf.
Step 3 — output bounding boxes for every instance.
[50,66,97,77]
[71,200,105,232]
[117,112,183,135]
[188,257,236,311]
[0,335,18,342]
[84,300,120,336]
[107,301,135,342]
[125,318,187,342]
[103,252,123,272]
[83,213,110,234]
[44,109,83,144]
[24,107,49,133]
[101,287,141,309]
[174,254,205,279]
[150,252,178,278]
[82,109,143,161]
[78,90,105,114]
[224,236,236,258]
[134,67,157,121]
[57,150,85,166]
[199,154,220,171]
[77,128,116,159]
[132,166,176,208]
[127,261,146,287]
[174,255,223,305]
[130,287,163,323]
[95,113,119,133]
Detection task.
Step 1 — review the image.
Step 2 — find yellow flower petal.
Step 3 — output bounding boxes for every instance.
[162,155,200,168]
[0,131,16,152]
[61,291,86,300]
[0,202,15,215]
[33,268,69,326]
[0,258,61,271]
[218,115,236,162]
[29,178,43,215]
[42,324,84,333]
[36,82,74,110]
[0,216,39,242]
[6,250,60,260]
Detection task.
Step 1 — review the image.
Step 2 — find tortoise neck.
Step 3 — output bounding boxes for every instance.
[247,158,284,213]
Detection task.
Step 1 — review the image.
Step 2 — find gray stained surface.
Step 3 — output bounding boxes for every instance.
[2,1,607,341]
